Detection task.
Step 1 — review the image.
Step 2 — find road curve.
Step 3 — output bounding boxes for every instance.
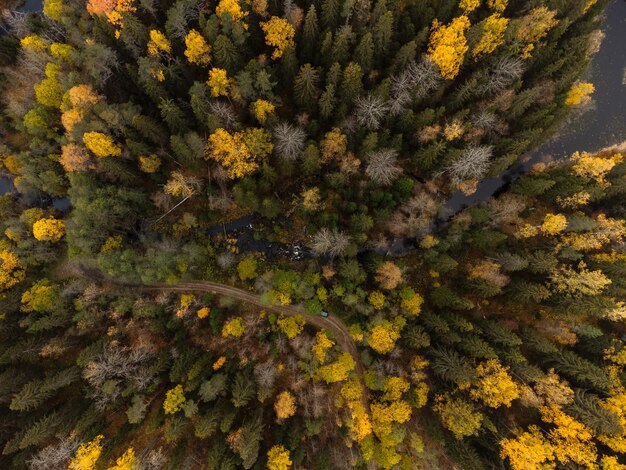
[140,280,377,469]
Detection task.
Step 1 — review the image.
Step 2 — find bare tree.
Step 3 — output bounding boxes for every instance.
[388,56,441,115]
[482,56,525,94]
[253,360,277,389]
[387,191,440,237]
[83,346,155,410]
[138,447,167,470]
[28,436,80,470]
[365,148,403,185]
[272,122,307,160]
[209,100,237,129]
[445,145,493,183]
[310,228,351,257]
[354,94,389,130]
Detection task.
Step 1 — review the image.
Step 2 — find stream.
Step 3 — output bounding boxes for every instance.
[0,0,623,258]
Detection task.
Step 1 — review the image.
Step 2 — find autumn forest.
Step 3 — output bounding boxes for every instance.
[0,0,624,468]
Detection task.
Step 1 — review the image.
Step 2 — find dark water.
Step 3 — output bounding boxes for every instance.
[440,0,626,220]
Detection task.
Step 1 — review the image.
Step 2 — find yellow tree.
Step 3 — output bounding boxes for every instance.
[276,314,305,339]
[68,435,104,470]
[541,213,567,235]
[106,448,136,470]
[35,63,63,108]
[565,82,594,106]
[367,318,405,354]
[206,128,273,178]
[550,261,611,297]
[147,29,171,56]
[260,17,295,59]
[0,250,26,291]
[427,16,471,79]
[312,330,334,363]
[500,426,554,469]
[274,391,296,419]
[184,29,211,65]
[222,316,246,337]
[251,99,275,123]
[32,217,65,241]
[216,0,247,26]
[267,445,292,470]
[163,384,186,414]
[434,395,483,439]
[515,7,558,58]
[470,359,519,408]
[207,68,230,97]
[83,132,122,157]
[473,13,509,58]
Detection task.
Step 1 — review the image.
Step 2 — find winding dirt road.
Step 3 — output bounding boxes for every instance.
[145,280,377,469]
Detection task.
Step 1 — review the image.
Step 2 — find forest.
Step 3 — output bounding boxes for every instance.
[0,0,622,467]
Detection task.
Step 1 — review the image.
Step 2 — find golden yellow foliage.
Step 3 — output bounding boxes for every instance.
[106,448,136,470]
[251,99,275,123]
[428,16,471,79]
[138,154,161,173]
[206,127,273,178]
[470,359,519,408]
[367,318,405,354]
[260,17,295,59]
[0,250,25,292]
[541,213,567,235]
[500,426,554,469]
[459,0,479,12]
[20,35,47,50]
[276,314,305,339]
[222,316,246,337]
[368,290,385,310]
[35,63,63,108]
[184,29,211,65]
[207,68,230,97]
[540,405,597,467]
[314,352,356,383]
[274,391,296,419]
[565,82,595,106]
[100,235,122,253]
[382,376,410,402]
[435,395,483,439]
[216,0,247,25]
[212,355,226,369]
[312,330,334,363]
[487,0,507,12]
[473,13,509,58]
[83,132,122,157]
[68,435,104,470]
[267,445,292,470]
[32,217,65,242]
[550,261,611,297]
[400,288,424,316]
[571,151,622,185]
[163,384,185,414]
[147,29,171,56]
[516,7,558,58]
[320,128,347,162]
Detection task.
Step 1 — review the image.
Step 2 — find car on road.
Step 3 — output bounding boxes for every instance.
[320,311,329,317]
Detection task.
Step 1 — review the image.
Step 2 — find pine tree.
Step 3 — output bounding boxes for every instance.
[430,348,477,385]
[340,62,363,105]
[213,34,240,72]
[231,371,256,407]
[321,0,341,29]
[159,98,188,133]
[293,64,320,110]
[354,32,374,72]
[567,390,622,436]
[301,6,319,62]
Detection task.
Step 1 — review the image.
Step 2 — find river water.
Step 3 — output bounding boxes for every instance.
[440,0,626,221]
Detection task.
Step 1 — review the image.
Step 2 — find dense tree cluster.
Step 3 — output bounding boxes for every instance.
[0,0,615,467]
